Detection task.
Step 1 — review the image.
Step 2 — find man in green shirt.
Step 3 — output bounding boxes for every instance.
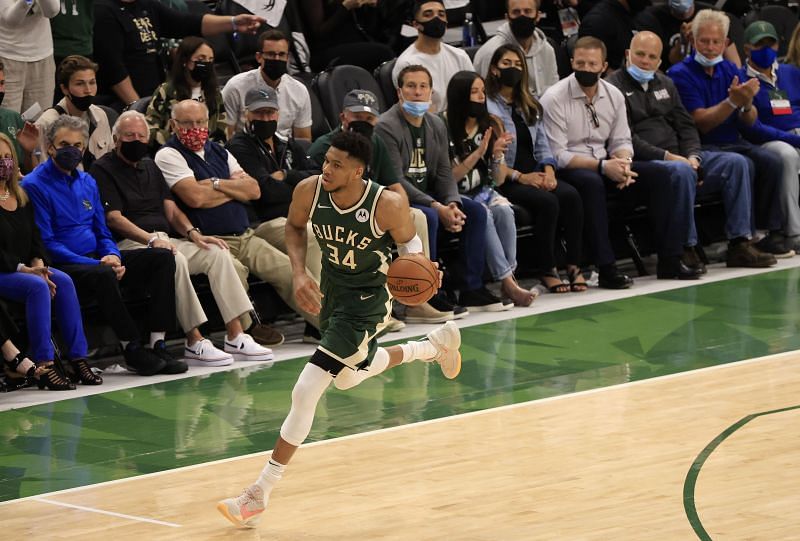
[309,89,453,325]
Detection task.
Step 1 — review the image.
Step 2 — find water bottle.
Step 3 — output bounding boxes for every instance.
[462,12,476,47]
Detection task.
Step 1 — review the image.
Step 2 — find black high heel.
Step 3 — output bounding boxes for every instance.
[3,353,35,389]
[70,359,103,385]
[34,362,75,391]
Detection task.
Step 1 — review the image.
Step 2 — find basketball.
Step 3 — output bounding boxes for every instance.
[387,253,438,306]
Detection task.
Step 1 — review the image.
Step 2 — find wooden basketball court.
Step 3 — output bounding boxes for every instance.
[3,350,797,540]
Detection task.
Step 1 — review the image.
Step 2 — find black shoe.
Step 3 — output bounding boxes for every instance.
[428,291,465,319]
[152,340,188,374]
[598,267,633,289]
[755,233,795,258]
[682,246,707,275]
[458,286,506,312]
[656,257,701,280]
[123,342,166,376]
[727,240,777,268]
[69,358,103,385]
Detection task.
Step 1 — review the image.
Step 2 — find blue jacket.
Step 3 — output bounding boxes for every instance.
[22,159,120,265]
[739,62,800,148]
[486,95,557,171]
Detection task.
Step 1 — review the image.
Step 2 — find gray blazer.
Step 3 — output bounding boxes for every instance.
[375,104,461,207]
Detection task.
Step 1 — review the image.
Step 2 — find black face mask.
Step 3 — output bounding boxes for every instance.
[52,145,83,171]
[509,15,536,40]
[418,17,447,39]
[262,59,288,81]
[69,93,93,112]
[348,120,374,139]
[0,92,5,108]
[467,101,487,118]
[499,67,524,88]
[574,70,601,87]
[119,140,149,162]
[250,119,277,141]
[190,61,213,83]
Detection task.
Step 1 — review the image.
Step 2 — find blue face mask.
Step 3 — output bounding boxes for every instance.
[750,46,778,69]
[669,0,693,17]
[694,51,724,68]
[402,100,431,118]
[627,62,656,84]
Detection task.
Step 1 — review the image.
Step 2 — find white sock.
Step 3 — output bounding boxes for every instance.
[255,458,286,497]
[400,340,438,363]
[149,332,166,348]
[226,332,244,344]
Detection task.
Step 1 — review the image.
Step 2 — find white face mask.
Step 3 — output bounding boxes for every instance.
[694,51,724,68]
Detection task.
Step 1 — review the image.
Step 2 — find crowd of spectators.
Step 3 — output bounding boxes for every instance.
[3,0,800,392]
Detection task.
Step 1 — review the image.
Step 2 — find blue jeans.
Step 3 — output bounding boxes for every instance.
[653,151,752,244]
[705,142,784,231]
[0,269,88,362]
[473,190,516,281]
[413,196,488,291]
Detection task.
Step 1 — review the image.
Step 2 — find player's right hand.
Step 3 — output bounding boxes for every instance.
[294,273,323,315]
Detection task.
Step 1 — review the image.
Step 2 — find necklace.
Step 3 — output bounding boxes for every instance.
[0,188,9,201]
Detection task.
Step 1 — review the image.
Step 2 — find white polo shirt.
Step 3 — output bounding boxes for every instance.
[221,68,312,137]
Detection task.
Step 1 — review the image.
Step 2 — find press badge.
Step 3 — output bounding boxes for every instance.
[770,89,791,115]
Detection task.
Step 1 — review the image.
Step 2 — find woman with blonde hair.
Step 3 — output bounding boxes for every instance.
[0,133,99,390]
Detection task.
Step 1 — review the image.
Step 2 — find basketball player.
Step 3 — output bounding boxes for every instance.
[217,131,462,528]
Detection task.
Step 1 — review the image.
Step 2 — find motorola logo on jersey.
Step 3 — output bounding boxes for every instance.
[356,209,369,223]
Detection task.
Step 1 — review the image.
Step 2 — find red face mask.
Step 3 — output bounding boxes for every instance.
[176,127,209,152]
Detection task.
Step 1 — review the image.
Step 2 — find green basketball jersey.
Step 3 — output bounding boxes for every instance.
[309,176,393,289]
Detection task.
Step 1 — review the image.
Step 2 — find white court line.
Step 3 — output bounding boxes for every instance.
[1,348,795,509]
[32,497,182,528]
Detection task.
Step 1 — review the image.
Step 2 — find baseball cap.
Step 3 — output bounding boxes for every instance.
[744,21,779,45]
[245,87,279,111]
[342,90,380,116]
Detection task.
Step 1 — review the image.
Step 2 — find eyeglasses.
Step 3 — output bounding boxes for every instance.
[173,119,208,128]
[260,51,288,60]
[585,103,599,129]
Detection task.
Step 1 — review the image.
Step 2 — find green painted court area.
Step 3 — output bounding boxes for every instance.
[2,268,800,503]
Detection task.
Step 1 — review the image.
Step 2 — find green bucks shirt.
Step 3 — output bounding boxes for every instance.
[406,121,428,192]
[310,176,393,289]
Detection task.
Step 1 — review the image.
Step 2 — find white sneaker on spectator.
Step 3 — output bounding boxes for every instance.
[224,333,274,361]
[184,339,234,366]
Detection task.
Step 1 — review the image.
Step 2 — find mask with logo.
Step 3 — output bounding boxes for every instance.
[669,0,694,18]
[52,145,83,171]
[574,70,601,87]
[176,127,209,152]
[119,140,149,162]
[694,51,724,68]
[69,93,93,112]
[262,59,288,81]
[467,101,488,118]
[418,17,447,39]
[509,15,537,41]
[190,61,213,83]
[499,67,524,88]
[750,46,778,69]
[626,56,657,84]
[0,157,14,181]
[348,120,375,139]
[402,100,431,118]
[250,119,277,141]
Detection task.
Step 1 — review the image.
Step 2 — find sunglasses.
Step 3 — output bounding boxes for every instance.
[585,102,599,129]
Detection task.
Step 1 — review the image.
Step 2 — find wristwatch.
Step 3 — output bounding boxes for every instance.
[211,177,221,190]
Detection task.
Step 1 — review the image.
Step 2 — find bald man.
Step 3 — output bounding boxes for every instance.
[607,31,775,269]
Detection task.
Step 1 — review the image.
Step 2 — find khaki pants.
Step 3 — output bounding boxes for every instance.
[253,217,322,283]
[220,228,319,328]
[118,233,253,333]
[0,55,55,114]
[409,207,430,258]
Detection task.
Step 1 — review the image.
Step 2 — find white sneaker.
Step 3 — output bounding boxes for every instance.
[217,485,265,528]
[224,333,274,361]
[426,321,462,379]
[184,339,234,366]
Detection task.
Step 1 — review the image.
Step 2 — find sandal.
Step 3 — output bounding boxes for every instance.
[70,359,103,385]
[3,353,35,387]
[567,267,588,292]
[33,362,75,391]
[539,269,570,294]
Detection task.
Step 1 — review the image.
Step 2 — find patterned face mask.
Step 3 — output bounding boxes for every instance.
[0,157,14,181]
[176,127,209,151]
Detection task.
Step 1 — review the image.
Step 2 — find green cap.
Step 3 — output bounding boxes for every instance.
[744,20,779,45]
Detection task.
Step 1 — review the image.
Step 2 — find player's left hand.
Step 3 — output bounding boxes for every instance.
[294,273,323,315]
